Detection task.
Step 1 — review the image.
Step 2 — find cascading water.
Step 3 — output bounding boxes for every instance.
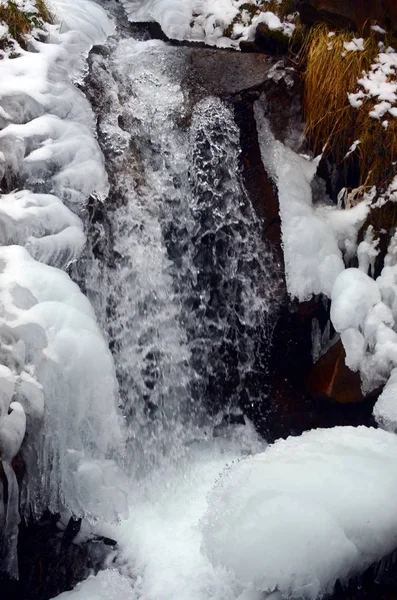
[3,1,397,597]
[74,28,278,474]
[65,12,280,598]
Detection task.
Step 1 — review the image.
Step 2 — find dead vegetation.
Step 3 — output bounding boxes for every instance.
[0,0,52,50]
[301,24,397,189]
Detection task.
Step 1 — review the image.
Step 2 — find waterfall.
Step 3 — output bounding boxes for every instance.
[62,17,280,598]
[73,32,278,479]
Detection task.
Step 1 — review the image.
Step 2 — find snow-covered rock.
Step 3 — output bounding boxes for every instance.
[122,0,294,48]
[202,426,397,599]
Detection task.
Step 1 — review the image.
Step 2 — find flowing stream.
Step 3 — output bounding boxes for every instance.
[71,8,280,599]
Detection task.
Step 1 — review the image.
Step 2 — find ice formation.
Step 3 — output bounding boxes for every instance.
[255,100,369,301]
[330,227,397,427]
[0,0,127,576]
[202,426,397,600]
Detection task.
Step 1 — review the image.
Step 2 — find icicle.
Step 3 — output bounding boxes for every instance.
[0,462,20,579]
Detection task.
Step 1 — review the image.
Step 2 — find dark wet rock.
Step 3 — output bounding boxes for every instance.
[184,49,280,104]
[253,23,290,54]
[184,47,301,144]
[0,512,116,600]
[233,94,283,262]
[298,0,397,32]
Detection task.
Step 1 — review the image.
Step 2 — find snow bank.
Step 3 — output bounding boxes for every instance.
[0,0,126,576]
[202,426,397,599]
[122,0,294,48]
[255,100,368,301]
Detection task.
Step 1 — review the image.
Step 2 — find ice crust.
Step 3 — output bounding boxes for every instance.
[0,0,127,575]
[53,426,397,600]
[202,427,397,599]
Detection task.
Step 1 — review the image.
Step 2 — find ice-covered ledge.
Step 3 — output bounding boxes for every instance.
[0,0,127,577]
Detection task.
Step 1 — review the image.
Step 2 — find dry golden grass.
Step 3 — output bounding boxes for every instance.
[34,0,53,25]
[301,24,397,189]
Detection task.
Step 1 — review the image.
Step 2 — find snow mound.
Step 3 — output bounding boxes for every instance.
[54,570,134,600]
[0,190,85,268]
[202,426,397,599]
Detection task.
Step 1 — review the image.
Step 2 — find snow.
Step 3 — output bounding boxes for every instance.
[344,38,365,52]
[331,268,380,332]
[317,198,370,263]
[0,244,128,518]
[329,226,397,420]
[349,45,397,120]
[201,426,397,599]
[374,368,397,431]
[357,225,379,276]
[0,0,126,567]
[0,401,26,461]
[122,0,294,48]
[371,25,386,35]
[255,98,372,301]
[0,190,85,268]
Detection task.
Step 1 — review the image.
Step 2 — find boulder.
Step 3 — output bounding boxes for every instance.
[184,49,279,103]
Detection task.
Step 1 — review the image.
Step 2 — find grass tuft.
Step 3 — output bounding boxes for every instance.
[301,24,397,189]
[0,0,52,50]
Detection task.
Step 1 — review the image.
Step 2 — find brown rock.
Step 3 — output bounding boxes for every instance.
[308,338,365,403]
[298,0,397,32]
[184,48,280,104]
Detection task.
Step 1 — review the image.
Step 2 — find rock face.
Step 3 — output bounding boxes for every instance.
[298,0,397,32]
[184,49,280,103]
[308,339,364,404]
